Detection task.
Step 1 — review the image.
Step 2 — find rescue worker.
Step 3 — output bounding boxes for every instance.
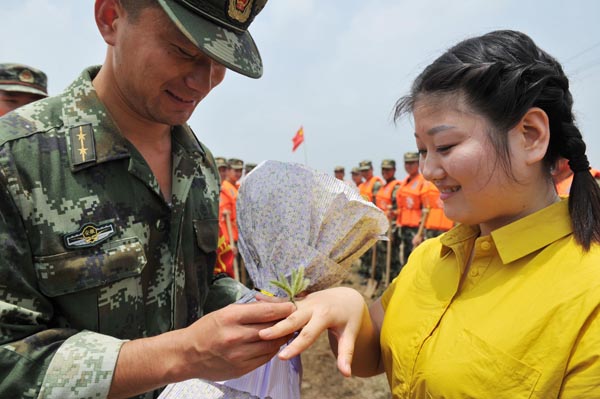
[412,180,455,248]
[357,160,384,279]
[351,166,363,187]
[395,152,426,268]
[358,160,383,203]
[374,159,402,282]
[334,165,345,181]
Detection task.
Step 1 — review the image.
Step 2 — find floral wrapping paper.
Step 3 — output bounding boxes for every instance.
[238,160,389,294]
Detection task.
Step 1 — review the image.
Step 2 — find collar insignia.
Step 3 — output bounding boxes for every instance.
[64,222,116,249]
[69,124,97,166]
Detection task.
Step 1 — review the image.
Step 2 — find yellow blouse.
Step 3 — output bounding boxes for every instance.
[381,199,600,398]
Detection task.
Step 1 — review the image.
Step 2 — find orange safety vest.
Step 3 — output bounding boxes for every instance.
[375,179,402,211]
[395,173,426,228]
[555,168,600,197]
[219,180,239,242]
[421,181,454,231]
[359,175,384,203]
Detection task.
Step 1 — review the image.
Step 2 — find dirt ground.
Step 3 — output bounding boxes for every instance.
[299,262,391,399]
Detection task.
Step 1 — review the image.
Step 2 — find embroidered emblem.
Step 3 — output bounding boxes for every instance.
[69,124,97,166]
[227,0,253,23]
[64,223,116,249]
[18,69,34,84]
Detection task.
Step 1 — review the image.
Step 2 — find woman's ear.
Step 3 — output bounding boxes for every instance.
[95,0,122,46]
[514,107,550,165]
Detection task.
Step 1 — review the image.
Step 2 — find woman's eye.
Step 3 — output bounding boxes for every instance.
[437,145,454,153]
[417,149,427,157]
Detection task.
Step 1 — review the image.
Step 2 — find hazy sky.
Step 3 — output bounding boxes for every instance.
[2,1,599,176]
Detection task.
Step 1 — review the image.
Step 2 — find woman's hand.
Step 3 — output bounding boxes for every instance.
[258,287,370,377]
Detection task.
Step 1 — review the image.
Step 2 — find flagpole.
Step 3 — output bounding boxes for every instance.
[302,132,308,166]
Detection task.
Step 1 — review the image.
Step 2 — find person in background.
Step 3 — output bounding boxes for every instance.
[245,162,257,176]
[412,180,454,248]
[395,152,426,266]
[221,158,243,246]
[553,157,600,196]
[374,159,402,280]
[262,30,600,399]
[0,1,294,398]
[215,156,228,183]
[0,63,48,116]
[334,165,345,181]
[357,160,384,279]
[351,166,363,187]
[358,160,383,203]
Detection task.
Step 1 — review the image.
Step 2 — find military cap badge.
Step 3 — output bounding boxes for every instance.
[18,69,35,84]
[228,0,253,23]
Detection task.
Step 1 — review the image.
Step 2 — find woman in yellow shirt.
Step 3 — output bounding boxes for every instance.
[259,30,600,398]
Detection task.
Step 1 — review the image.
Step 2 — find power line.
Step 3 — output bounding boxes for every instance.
[564,41,600,65]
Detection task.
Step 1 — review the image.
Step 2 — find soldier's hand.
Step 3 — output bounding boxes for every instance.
[179,301,295,381]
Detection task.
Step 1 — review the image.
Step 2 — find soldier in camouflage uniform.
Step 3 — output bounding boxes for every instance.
[0,1,295,398]
[0,63,48,116]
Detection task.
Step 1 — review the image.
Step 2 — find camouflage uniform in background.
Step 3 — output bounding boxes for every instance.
[0,66,222,399]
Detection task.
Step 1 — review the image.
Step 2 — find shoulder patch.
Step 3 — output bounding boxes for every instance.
[69,124,96,166]
[64,222,116,249]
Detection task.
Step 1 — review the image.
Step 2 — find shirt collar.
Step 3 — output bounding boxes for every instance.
[491,199,571,264]
[62,67,205,172]
[440,199,572,264]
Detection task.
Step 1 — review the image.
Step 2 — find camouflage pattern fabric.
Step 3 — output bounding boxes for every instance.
[0,66,223,398]
[398,226,419,268]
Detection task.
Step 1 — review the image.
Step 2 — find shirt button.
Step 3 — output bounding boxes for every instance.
[469,268,479,277]
[156,219,167,232]
[480,241,491,251]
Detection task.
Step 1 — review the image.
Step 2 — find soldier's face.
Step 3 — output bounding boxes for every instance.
[381,168,395,181]
[0,90,44,116]
[218,166,228,182]
[404,161,419,176]
[110,6,227,126]
[228,168,243,183]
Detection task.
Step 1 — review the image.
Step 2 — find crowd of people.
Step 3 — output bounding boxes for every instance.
[332,155,454,289]
[1,1,600,399]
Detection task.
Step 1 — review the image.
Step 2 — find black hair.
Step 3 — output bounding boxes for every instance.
[119,0,159,22]
[394,30,600,250]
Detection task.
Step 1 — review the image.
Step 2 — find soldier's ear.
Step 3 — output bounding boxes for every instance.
[95,0,122,46]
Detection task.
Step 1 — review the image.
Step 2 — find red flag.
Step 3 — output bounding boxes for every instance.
[292,126,304,152]
[214,227,235,278]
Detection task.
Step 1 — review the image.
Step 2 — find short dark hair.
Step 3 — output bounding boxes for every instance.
[394,30,600,250]
[119,0,159,22]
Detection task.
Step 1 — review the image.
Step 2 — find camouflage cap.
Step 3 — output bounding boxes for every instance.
[0,63,48,97]
[351,167,360,174]
[404,152,419,162]
[228,158,244,169]
[334,165,345,173]
[215,156,228,168]
[245,162,257,172]
[157,0,267,79]
[358,160,373,171]
[381,159,396,169]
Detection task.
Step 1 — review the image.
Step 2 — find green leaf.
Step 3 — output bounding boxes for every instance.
[269,266,311,304]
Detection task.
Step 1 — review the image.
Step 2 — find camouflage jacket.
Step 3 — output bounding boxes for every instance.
[0,67,221,398]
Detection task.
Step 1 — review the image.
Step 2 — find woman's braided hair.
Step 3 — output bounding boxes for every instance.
[394,30,600,250]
